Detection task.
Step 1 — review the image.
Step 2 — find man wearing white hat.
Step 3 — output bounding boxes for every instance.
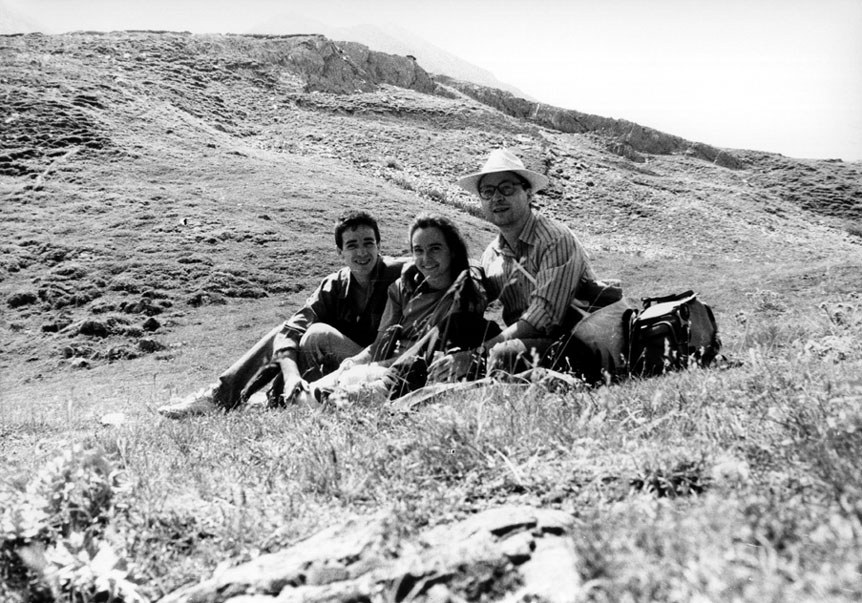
[429,148,598,380]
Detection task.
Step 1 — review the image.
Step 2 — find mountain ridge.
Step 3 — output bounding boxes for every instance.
[244,12,533,99]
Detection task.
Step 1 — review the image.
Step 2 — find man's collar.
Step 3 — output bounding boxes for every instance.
[493,211,538,255]
[518,211,539,245]
[342,256,384,298]
[368,256,385,281]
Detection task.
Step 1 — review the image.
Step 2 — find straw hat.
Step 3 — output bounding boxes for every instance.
[456,149,549,195]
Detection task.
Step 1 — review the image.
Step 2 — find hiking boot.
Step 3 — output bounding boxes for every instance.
[158,384,221,419]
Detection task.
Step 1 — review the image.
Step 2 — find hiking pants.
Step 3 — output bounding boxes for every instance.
[215,323,363,408]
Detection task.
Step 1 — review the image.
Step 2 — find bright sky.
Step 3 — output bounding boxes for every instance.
[7,0,862,161]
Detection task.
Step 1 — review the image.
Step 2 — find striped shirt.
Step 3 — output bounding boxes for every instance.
[481,211,595,335]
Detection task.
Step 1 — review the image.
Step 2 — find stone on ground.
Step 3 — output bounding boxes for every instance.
[158,505,583,603]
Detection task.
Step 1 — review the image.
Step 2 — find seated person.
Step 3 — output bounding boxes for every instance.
[311,213,494,401]
[158,210,404,418]
[430,149,606,382]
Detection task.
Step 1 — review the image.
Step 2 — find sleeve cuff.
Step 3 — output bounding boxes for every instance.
[272,346,298,362]
[520,305,554,335]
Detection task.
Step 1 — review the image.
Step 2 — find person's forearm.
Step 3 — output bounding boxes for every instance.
[272,324,301,356]
[277,351,301,378]
[484,319,542,348]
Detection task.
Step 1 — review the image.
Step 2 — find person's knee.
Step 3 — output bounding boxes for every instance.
[299,324,357,377]
[299,324,343,369]
[300,323,341,353]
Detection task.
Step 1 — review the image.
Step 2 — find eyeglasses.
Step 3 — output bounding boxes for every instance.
[478,181,524,200]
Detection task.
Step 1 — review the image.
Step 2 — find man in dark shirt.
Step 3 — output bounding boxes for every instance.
[158,210,404,418]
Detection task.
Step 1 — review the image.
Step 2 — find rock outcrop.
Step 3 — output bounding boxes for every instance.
[435,75,741,168]
[338,40,435,94]
[159,505,582,603]
[225,33,435,95]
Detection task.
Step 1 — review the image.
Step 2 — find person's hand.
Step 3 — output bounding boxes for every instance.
[486,339,526,374]
[428,349,474,383]
[338,357,358,373]
[281,373,311,405]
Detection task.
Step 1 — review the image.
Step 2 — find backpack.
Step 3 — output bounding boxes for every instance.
[549,290,721,384]
[627,290,721,377]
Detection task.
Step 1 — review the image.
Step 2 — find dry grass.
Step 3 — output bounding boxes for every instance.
[3,292,861,601]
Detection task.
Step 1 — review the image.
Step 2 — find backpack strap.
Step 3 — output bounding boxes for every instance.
[642,290,695,308]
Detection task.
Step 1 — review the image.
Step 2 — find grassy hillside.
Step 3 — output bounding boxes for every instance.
[1,32,861,602]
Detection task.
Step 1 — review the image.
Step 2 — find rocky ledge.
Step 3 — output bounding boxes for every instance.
[159,505,581,603]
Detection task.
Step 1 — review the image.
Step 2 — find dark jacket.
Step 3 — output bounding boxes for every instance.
[272,256,405,355]
[370,264,494,361]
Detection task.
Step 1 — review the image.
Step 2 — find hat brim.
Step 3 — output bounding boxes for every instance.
[456,168,549,196]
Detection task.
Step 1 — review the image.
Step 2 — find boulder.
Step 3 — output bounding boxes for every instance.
[142,317,161,331]
[158,505,583,603]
